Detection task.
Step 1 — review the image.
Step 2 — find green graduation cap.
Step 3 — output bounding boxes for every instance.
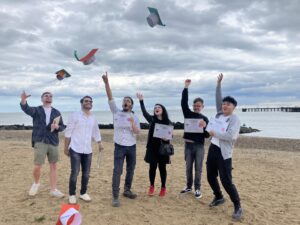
[147,7,165,27]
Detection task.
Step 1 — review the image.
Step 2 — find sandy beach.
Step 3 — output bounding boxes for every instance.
[0,130,299,225]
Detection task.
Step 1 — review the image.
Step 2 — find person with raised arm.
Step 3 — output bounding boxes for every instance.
[102,72,140,207]
[20,91,65,198]
[136,93,172,197]
[206,73,243,220]
[180,79,209,199]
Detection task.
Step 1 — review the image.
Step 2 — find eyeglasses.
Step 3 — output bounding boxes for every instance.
[83,100,93,103]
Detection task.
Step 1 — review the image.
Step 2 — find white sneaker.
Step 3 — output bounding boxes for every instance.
[69,195,77,204]
[50,189,64,198]
[79,193,91,202]
[29,183,40,196]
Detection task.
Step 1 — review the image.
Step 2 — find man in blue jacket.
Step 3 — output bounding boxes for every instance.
[206,74,243,220]
[20,91,65,198]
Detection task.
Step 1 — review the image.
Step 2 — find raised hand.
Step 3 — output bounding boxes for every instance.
[20,91,31,104]
[185,79,191,88]
[217,73,223,85]
[102,71,109,84]
[136,92,144,101]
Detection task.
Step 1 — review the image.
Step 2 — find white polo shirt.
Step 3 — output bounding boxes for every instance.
[109,99,140,146]
[65,111,101,154]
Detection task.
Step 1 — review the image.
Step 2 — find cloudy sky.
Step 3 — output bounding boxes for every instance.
[0,0,299,112]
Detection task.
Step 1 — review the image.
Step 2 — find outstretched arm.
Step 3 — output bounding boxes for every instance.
[136,92,153,123]
[20,91,36,116]
[181,79,192,116]
[216,73,223,113]
[102,72,113,101]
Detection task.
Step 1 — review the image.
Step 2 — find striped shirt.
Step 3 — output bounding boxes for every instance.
[109,99,140,146]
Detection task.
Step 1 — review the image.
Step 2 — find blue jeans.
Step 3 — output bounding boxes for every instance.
[185,142,205,190]
[69,148,92,195]
[112,143,136,197]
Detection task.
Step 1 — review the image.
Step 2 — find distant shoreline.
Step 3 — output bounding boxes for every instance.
[0,122,259,134]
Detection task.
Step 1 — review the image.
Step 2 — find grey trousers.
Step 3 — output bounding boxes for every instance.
[184,142,205,190]
[112,143,136,198]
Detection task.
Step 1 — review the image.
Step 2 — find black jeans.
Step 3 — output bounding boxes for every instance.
[206,144,241,207]
[69,148,92,195]
[112,143,136,198]
[149,162,167,188]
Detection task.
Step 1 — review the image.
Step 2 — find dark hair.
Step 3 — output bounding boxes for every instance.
[123,96,134,105]
[193,97,204,104]
[153,103,171,124]
[80,96,93,103]
[41,92,51,98]
[222,96,237,107]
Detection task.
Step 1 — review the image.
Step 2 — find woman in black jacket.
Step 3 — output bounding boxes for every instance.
[136,93,172,197]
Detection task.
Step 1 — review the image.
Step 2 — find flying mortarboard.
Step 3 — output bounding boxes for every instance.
[55,69,71,81]
[74,49,98,65]
[147,7,165,27]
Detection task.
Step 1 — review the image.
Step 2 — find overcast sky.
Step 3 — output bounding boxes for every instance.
[0,0,299,112]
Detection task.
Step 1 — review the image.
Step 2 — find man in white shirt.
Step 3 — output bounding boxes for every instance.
[64,96,103,204]
[102,72,140,207]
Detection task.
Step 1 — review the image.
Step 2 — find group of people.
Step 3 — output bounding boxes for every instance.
[20,73,243,220]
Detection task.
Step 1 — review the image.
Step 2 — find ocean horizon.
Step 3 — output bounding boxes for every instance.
[1,108,300,139]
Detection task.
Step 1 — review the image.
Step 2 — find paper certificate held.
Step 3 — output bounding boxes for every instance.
[184,118,204,133]
[153,123,173,140]
[206,117,229,133]
[51,116,61,132]
[114,112,132,128]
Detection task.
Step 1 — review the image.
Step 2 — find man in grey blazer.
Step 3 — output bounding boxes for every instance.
[206,73,243,220]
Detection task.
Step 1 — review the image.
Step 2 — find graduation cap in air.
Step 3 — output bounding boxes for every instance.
[147,7,165,27]
[55,69,71,81]
[56,204,81,225]
[74,49,98,65]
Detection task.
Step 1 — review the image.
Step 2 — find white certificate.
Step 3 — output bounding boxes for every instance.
[206,117,229,133]
[153,123,174,140]
[51,116,61,132]
[184,118,204,133]
[114,112,131,128]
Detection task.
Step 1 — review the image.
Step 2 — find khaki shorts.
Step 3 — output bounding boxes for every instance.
[33,142,59,165]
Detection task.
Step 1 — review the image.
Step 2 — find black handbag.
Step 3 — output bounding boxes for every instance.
[159,141,174,156]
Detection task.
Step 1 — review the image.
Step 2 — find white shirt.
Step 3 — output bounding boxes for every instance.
[65,111,101,154]
[211,115,230,147]
[109,99,140,146]
[43,106,52,125]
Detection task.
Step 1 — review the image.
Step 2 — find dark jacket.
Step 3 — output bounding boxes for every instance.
[139,100,171,164]
[181,88,209,144]
[20,102,66,147]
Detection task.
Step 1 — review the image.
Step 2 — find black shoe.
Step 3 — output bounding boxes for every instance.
[112,197,120,207]
[180,187,192,194]
[232,207,243,220]
[123,190,137,199]
[209,197,225,207]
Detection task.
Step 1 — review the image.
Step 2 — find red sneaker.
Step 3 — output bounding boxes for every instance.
[148,186,155,196]
[159,187,167,197]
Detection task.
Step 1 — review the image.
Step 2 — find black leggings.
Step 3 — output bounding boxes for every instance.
[149,162,167,188]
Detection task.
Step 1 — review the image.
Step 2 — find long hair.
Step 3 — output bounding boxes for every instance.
[153,103,171,125]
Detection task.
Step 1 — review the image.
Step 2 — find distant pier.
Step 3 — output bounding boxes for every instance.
[242,107,300,112]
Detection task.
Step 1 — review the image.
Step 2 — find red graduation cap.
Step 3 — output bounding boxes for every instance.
[74,49,98,65]
[56,204,81,225]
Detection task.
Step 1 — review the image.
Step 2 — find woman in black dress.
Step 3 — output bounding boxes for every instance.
[136,93,172,197]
